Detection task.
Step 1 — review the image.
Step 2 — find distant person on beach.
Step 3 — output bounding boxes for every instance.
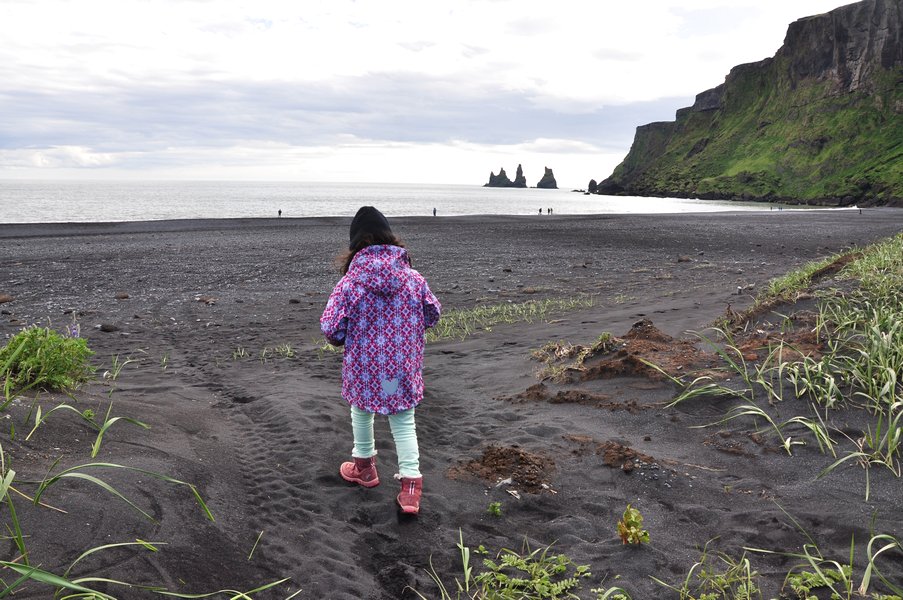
[278,209,282,217]
[433,207,436,217]
[320,206,441,515]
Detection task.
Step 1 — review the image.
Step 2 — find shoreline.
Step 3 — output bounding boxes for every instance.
[0,205,887,239]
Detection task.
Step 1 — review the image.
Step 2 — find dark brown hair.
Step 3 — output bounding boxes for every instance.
[338,232,406,274]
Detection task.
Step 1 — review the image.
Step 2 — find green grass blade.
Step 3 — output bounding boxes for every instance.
[91,416,151,458]
[39,471,155,521]
[150,577,292,598]
[0,562,111,598]
[64,540,165,579]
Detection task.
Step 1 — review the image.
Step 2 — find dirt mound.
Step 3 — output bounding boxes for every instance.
[563,436,657,473]
[580,321,711,381]
[599,441,656,472]
[447,444,554,493]
[623,318,673,342]
[504,382,550,402]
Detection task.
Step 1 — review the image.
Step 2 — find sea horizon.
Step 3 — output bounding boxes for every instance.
[0,179,827,225]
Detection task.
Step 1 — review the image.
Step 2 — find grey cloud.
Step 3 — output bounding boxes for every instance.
[0,73,690,158]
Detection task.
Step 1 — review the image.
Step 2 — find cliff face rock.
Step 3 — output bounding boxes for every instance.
[536,167,558,189]
[598,0,903,206]
[484,164,529,188]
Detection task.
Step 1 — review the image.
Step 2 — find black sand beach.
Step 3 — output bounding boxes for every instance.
[1,209,902,598]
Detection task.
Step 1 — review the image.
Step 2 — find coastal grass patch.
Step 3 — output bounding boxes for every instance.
[426,296,595,344]
[652,233,903,498]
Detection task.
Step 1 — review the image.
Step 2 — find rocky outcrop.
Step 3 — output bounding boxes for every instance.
[513,164,527,187]
[536,167,558,189]
[484,164,529,188]
[485,167,513,187]
[596,0,903,206]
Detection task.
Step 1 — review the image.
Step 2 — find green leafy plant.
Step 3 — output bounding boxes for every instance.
[411,531,593,600]
[487,502,502,517]
[475,542,591,599]
[1,325,95,401]
[616,504,649,545]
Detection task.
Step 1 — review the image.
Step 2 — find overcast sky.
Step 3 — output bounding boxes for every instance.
[0,0,844,187]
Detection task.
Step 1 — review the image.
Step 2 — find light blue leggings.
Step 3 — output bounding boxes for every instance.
[351,406,421,478]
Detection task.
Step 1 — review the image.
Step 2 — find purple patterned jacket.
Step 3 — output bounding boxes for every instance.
[320,245,441,414]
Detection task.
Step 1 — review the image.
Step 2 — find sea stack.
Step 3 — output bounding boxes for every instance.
[536,167,558,189]
[485,164,528,188]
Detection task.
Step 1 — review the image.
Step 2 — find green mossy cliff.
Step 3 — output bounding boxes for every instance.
[599,0,903,206]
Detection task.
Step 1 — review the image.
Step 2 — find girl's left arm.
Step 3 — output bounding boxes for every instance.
[422,281,441,329]
[320,281,350,346]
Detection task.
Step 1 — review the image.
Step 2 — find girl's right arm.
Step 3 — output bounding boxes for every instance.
[320,280,350,346]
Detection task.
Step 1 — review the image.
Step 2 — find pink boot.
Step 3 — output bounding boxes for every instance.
[340,456,380,488]
[396,475,423,514]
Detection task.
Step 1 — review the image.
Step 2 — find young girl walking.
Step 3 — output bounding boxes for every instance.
[320,206,441,514]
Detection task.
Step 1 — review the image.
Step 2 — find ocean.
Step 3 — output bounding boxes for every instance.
[0,180,787,224]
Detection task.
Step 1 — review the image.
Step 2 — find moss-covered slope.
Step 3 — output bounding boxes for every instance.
[599,0,903,206]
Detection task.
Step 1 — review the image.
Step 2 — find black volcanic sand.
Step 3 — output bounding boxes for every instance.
[1,210,902,598]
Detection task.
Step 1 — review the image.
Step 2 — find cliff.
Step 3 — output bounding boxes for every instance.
[597,0,903,206]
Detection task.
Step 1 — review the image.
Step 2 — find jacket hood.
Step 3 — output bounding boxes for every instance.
[346,245,410,296]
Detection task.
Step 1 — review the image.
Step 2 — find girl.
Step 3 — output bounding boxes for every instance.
[320,206,441,514]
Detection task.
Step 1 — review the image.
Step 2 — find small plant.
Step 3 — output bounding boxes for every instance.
[314,337,343,360]
[617,504,649,545]
[0,325,95,401]
[411,531,594,600]
[476,542,592,598]
[592,582,632,600]
[103,354,135,382]
[785,566,850,598]
[232,346,249,360]
[161,352,169,371]
[487,502,502,517]
[274,343,295,358]
[653,542,761,600]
